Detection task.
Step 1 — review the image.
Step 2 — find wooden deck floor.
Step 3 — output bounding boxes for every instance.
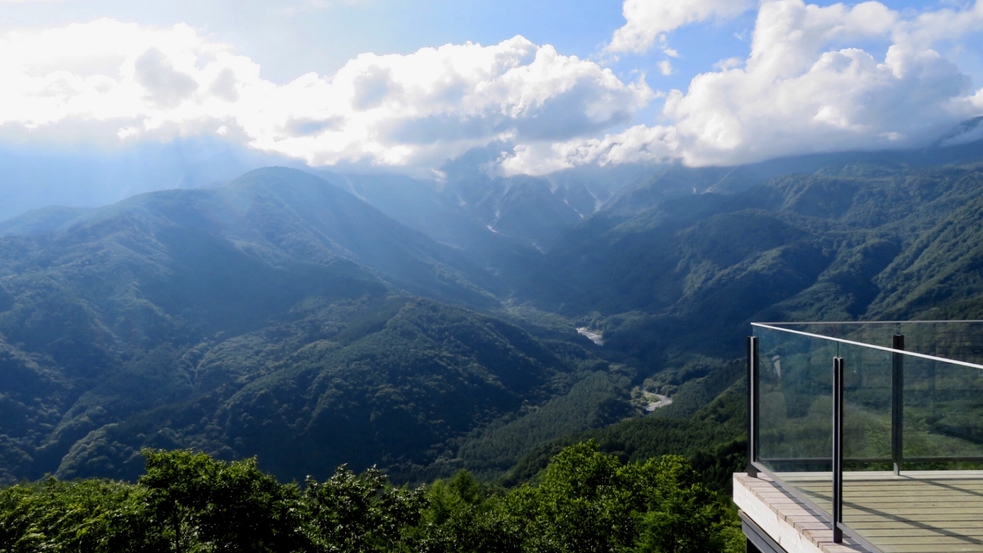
[782,471,983,553]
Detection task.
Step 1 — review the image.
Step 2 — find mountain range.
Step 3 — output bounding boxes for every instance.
[2,130,983,485]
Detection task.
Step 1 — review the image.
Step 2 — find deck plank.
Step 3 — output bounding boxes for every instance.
[743,471,983,553]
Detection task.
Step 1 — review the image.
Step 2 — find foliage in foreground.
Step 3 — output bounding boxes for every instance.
[0,442,741,553]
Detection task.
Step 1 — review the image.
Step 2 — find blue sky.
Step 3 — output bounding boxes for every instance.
[0,0,981,179]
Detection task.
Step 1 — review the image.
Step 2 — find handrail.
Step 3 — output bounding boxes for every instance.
[757,456,983,464]
[752,322,983,370]
[756,320,983,325]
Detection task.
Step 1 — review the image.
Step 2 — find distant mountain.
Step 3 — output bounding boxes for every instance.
[0,137,295,223]
[525,145,983,366]
[0,206,97,237]
[2,167,501,308]
[602,134,983,216]
[326,150,651,251]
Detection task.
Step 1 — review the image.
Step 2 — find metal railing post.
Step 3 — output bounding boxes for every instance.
[747,336,759,477]
[833,356,844,544]
[892,334,905,475]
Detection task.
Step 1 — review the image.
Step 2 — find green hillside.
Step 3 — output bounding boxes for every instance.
[521,160,983,367]
[49,297,625,483]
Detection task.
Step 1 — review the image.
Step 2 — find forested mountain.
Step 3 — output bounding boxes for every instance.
[2,135,983,488]
[529,152,983,365]
[0,167,625,484]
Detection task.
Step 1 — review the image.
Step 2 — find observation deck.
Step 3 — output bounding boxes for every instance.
[737,322,983,553]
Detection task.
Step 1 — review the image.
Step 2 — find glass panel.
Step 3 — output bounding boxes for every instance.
[839,341,893,463]
[837,340,893,545]
[753,325,834,515]
[766,321,983,364]
[771,322,900,351]
[898,322,983,366]
[841,352,983,552]
[903,354,983,461]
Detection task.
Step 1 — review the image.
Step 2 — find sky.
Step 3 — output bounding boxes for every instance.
[0,0,982,181]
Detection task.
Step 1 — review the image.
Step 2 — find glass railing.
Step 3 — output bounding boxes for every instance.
[748,321,983,551]
[753,325,835,513]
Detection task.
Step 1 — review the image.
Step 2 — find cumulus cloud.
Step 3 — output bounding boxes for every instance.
[0,19,651,175]
[3,2,983,179]
[501,0,983,174]
[655,0,979,165]
[0,18,245,132]
[246,38,652,170]
[607,0,754,54]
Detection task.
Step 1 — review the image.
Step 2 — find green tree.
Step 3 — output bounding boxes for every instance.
[418,470,523,553]
[627,455,733,553]
[0,445,740,553]
[0,477,162,553]
[298,464,425,553]
[514,441,635,553]
[139,449,303,553]
[500,441,738,553]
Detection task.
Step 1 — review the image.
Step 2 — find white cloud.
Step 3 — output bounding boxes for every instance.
[503,0,983,173]
[0,19,652,175]
[244,38,652,170]
[4,2,983,179]
[607,0,754,54]
[900,0,983,48]
[745,0,897,79]
[499,124,678,176]
[0,18,237,131]
[665,0,983,165]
